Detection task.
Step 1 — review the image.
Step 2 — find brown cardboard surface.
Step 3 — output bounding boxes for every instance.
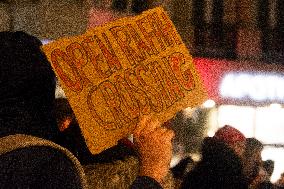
[42,7,207,154]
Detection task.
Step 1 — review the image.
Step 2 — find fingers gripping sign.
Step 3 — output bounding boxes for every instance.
[133,116,175,184]
[134,116,160,137]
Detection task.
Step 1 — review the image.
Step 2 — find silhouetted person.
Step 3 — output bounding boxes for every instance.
[0,31,174,189]
[181,125,248,189]
[243,138,264,188]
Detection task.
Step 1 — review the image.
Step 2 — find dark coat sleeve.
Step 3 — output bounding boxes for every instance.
[131,176,163,189]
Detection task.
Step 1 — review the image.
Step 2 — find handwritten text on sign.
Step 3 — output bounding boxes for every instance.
[43,7,207,154]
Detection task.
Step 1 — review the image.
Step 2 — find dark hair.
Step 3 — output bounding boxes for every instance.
[111,0,128,12]
[245,138,263,154]
[131,0,151,13]
[243,138,263,182]
[263,159,274,176]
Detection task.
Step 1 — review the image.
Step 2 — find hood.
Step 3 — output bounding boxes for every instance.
[0,31,59,142]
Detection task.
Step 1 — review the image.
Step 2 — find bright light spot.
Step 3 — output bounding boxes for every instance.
[217,105,255,137]
[183,107,196,118]
[220,72,284,102]
[255,107,284,144]
[203,99,216,108]
[269,103,282,109]
[262,147,284,183]
[207,130,215,137]
[170,155,182,168]
[55,85,66,98]
[190,153,201,162]
[41,39,51,45]
[127,134,133,143]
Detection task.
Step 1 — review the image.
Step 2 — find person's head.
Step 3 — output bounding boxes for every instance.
[88,0,155,28]
[131,0,153,14]
[263,159,274,178]
[0,31,58,141]
[213,125,246,158]
[244,138,263,165]
[243,138,263,182]
[88,0,129,28]
[277,172,284,186]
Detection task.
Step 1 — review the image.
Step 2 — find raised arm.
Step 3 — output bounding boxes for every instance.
[131,116,174,188]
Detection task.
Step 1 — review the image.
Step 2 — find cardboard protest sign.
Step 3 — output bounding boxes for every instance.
[42,7,207,154]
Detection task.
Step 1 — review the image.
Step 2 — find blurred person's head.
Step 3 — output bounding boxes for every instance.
[88,0,129,28]
[213,125,246,158]
[88,0,155,28]
[0,31,59,142]
[263,159,274,178]
[277,172,284,186]
[131,0,153,14]
[243,138,264,183]
[188,131,248,189]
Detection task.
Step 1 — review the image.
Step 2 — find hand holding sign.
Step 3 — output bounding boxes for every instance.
[133,116,174,183]
[42,7,207,154]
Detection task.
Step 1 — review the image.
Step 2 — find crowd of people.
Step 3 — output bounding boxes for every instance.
[1,30,284,189]
[179,126,284,189]
[1,0,284,189]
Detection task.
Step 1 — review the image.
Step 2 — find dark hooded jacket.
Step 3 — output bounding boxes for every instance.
[181,137,248,189]
[0,31,60,143]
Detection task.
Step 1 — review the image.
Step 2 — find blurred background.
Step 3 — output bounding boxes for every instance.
[1,0,284,183]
